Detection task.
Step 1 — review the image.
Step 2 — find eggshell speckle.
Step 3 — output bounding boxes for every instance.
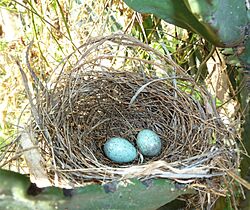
[136,129,161,157]
[104,137,137,163]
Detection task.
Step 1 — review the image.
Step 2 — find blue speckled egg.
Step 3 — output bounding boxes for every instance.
[104,137,137,163]
[136,129,161,157]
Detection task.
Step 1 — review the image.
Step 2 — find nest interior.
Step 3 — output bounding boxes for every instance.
[1,34,239,194]
[49,70,217,167]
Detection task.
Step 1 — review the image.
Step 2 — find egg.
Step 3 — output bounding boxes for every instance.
[136,129,161,157]
[104,137,137,163]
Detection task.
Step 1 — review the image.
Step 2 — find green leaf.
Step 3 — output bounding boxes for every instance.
[0,169,193,210]
[123,0,248,47]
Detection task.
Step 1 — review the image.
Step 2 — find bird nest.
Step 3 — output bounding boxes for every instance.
[1,34,239,197]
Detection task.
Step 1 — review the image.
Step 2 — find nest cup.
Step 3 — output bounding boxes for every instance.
[5,34,239,193]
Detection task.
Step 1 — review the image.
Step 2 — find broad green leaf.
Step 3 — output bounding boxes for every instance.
[0,169,193,210]
[123,0,248,47]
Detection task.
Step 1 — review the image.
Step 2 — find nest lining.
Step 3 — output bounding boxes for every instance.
[1,34,239,194]
[46,71,218,166]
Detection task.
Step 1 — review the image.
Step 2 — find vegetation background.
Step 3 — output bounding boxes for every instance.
[0,0,248,209]
[1,0,240,146]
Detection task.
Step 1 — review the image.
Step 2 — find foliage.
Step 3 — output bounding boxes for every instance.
[0,0,219,144]
[0,169,192,210]
[123,0,248,47]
